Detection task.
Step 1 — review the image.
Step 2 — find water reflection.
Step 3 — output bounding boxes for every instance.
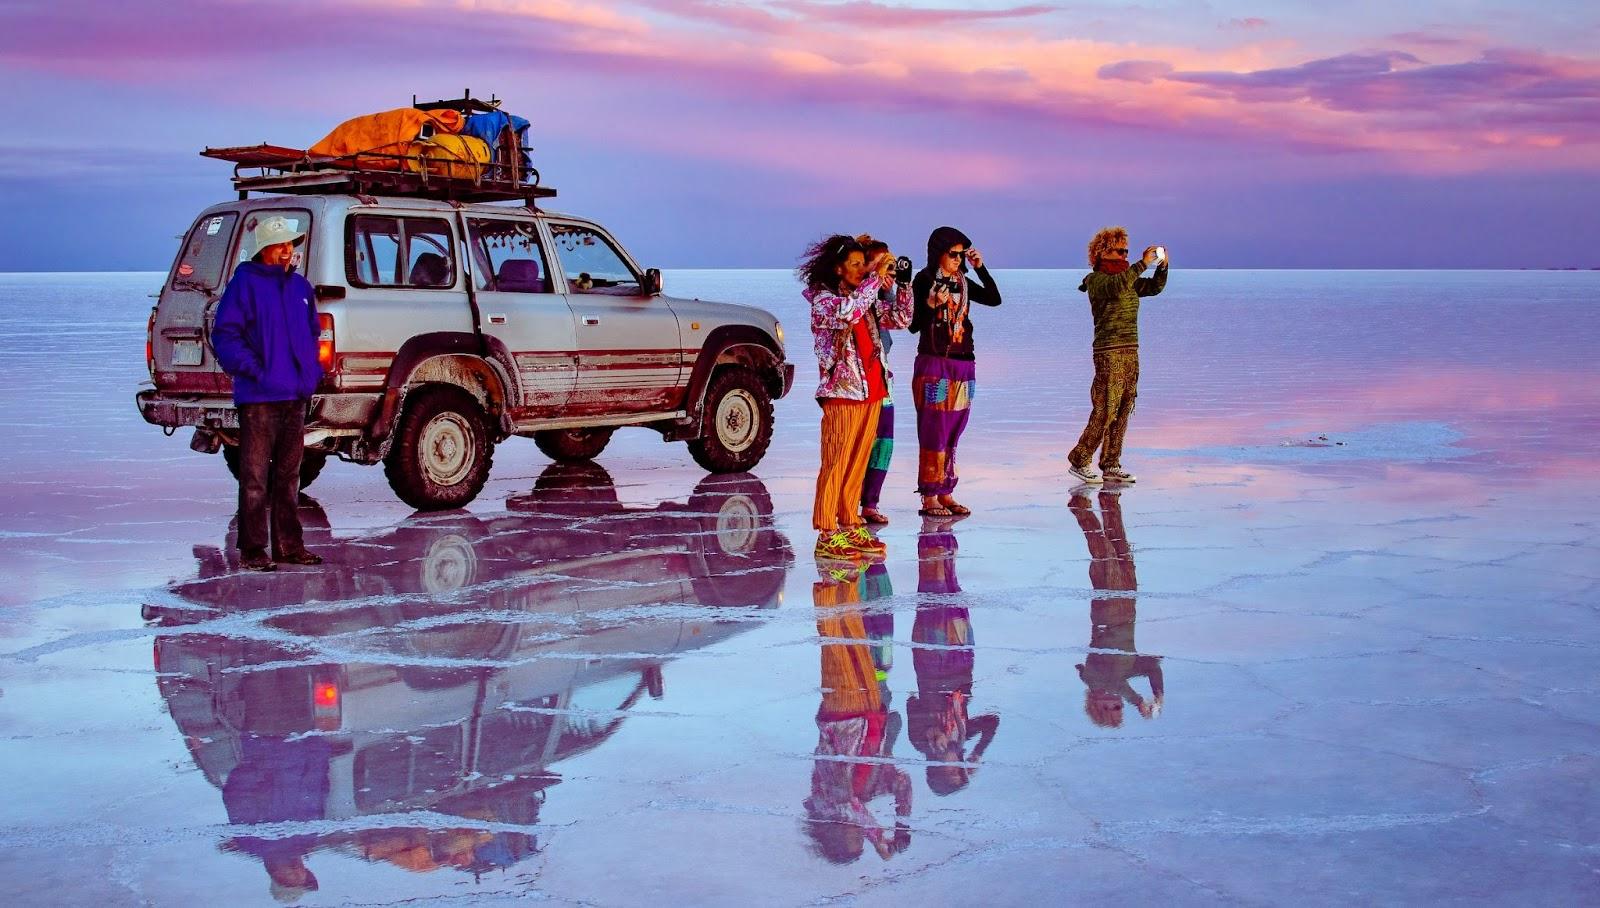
[144,467,791,895]
[805,559,911,863]
[1070,489,1163,727]
[908,518,998,794]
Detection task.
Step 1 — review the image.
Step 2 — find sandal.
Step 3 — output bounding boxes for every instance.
[918,505,954,517]
[861,509,890,525]
[941,500,972,516]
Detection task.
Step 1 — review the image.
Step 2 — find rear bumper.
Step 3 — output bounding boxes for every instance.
[138,391,239,429]
[137,391,379,431]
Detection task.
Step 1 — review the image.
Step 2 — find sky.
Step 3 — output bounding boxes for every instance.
[1,0,1597,270]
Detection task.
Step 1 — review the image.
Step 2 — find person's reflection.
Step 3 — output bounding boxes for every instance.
[804,560,912,863]
[1070,488,1163,727]
[907,518,998,795]
[222,731,330,901]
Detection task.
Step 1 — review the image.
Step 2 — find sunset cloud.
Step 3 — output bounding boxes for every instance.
[2,0,1597,268]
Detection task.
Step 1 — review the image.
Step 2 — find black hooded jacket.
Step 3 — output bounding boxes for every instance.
[909,226,1001,360]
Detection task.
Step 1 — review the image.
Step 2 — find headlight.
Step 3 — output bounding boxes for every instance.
[774,321,785,349]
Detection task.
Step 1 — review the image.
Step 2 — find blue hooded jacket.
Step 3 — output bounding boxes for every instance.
[211,261,323,404]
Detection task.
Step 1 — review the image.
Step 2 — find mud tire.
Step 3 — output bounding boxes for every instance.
[533,427,614,463]
[222,445,328,490]
[384,386,494,511]
[687,367,774,474]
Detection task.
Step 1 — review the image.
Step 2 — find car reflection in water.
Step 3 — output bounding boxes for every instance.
[1069,488,1163,727]
[144,465,791,899]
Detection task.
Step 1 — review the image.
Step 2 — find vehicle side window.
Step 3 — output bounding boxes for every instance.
[236,209,312,275]
[550,224,638,294]
[468,218,550,293]
[172,213,239,291]
[346,215,457,289]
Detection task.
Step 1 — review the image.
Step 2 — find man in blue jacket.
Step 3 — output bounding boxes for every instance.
[212,215,325,571]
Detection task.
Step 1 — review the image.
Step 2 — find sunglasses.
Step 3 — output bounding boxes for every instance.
[1110,248,1129,255]
[945,249,968,259]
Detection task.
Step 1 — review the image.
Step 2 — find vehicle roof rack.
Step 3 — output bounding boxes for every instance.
[413,89,504,115]
[204,91,554,205]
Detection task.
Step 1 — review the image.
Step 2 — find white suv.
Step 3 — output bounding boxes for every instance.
[138,191,793,509]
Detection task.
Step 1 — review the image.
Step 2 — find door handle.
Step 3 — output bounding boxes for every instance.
[487,314,508,325]
[583,317,601,326]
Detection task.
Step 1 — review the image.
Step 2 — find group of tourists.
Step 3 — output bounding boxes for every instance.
[210,213,1169,571]
[802,224,1169,560]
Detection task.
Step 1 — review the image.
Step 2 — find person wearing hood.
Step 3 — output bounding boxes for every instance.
[1068,227,1168,485]
[908,226,1001,517]
[211,215,325,572]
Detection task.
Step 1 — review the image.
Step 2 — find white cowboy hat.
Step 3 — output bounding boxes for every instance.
[251,215,306,256]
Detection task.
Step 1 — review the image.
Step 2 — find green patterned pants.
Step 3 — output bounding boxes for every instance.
[1070,347,1139,470]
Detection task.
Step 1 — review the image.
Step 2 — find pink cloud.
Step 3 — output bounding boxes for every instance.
[771,0,1057,28]
[4,0,1599,182]
[1223,17,1269,30]
[1098,60,1176,83]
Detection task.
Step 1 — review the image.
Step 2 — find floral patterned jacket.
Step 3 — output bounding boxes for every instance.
[806,275,914,401]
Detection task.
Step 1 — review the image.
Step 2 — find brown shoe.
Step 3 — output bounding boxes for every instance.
[274,549,323,566]
[240,551,277,572]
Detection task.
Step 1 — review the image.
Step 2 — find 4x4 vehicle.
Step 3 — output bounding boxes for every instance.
[137,154,794,509]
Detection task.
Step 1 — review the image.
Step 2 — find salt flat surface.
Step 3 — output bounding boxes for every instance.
[1,269,1597,905]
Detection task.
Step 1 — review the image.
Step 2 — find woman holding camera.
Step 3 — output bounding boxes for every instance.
[801,235,914,560]
[908,226,1001,517]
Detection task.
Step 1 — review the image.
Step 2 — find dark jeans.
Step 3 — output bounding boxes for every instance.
[237,400,308,557]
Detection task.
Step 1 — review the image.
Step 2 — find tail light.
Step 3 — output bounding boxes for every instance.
[317,313,336,372]
[145,309,157,377]
[313,678,341,731]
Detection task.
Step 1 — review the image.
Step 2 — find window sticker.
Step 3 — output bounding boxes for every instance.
[205,217,224,236]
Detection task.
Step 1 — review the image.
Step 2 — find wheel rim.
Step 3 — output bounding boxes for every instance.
[421,533,477,593]
[420,412,475,486]
[715,389,759,453]
[715,495,759,554]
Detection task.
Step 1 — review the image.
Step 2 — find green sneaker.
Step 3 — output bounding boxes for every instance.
[815,531,861,561]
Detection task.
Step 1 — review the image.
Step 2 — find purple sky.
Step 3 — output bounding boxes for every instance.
[2,0,1597,270]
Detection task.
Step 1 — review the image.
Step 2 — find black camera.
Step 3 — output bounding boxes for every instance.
[934,275,961,294]
[894,255,913,284]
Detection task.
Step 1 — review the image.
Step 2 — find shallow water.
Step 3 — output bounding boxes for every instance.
[0,269,1597,904]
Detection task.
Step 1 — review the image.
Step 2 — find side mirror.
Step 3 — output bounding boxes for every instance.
[643,268,663,296]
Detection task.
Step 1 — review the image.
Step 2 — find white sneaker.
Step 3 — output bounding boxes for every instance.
[1069,463,1103,484]
[1102,467,1137,484]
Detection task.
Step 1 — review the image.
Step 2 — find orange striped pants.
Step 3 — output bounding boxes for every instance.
[814,399,881,532]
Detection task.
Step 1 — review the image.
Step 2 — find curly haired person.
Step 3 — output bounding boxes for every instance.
[1068,227,1169,485]
[800,235,914,560]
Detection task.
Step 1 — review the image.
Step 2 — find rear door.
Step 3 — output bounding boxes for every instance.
[339,212,474,394]
[154,206,313,396]
[464,216,577,415]
[545,221,684,414]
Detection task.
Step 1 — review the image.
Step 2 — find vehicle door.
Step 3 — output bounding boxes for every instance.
[545,221,684,414]
[158,207,312,396]
[464,216,577,414]
[342,212,473,393]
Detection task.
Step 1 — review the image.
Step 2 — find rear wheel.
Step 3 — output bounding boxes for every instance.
[222,445,328,490]
[384,386,494,510]
[533,427,614,463]
[687,367,773,473]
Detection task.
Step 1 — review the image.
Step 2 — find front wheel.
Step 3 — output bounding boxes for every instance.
[686,367,774,473]
[384,386,494,510]
[222,445,328,490]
